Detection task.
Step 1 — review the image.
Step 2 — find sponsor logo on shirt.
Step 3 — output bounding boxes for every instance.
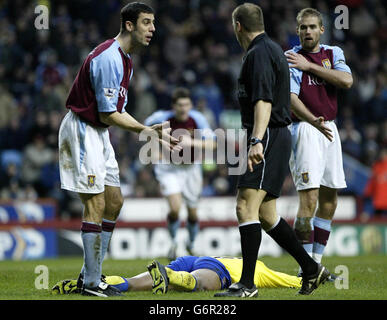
[104,88,117,98]
[119,86,128,98]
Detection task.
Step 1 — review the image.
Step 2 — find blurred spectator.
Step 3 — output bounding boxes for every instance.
[339,119,362,159]
[21,135,54,193]
[362,147,387,219]
[35,49,68,91]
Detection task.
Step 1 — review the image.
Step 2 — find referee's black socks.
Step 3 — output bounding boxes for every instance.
[238,221,261,289]
[267,218,318,276]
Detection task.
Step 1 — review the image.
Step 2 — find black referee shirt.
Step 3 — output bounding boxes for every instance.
[237,33,291,135]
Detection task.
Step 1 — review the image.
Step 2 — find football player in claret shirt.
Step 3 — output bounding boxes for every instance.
[285,8,353,275]
[58,2,178,297]
[144,87,216,261]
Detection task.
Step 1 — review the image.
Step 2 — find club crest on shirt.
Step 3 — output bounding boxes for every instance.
[87,175,96,187]
[321,59,331,69]
[301,172,309,183]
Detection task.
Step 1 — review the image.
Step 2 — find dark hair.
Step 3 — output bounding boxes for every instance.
[296,8,323,27]
[171,87,191,104]
[120,2,154,32]
[232,3,264,32]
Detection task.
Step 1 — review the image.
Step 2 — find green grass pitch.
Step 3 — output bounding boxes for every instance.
[1,255,386,300]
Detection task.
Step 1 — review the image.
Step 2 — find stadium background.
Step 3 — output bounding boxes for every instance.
[0,0,386,261]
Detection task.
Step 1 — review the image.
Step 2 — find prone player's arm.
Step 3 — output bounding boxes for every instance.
[290,93,333,141]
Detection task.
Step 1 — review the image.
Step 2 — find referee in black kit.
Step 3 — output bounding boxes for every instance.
[215,3,330,298]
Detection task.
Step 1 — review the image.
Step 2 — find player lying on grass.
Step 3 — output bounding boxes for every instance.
[52,255,301,295]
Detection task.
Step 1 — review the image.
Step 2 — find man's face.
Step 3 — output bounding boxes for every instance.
[132,12,155,46]
[297,16,324,51]
[173,97,192,121]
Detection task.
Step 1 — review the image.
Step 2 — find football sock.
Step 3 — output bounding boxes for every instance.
[81,222,102,288]
[165,267,197,291]
[238,221,261,289]
[267,218,317,276]
[294,217,314,256]
[294,217,314,274]
[167,214,181,243]
[101,218,116,261]
[313,217,332,263]
[186,217,199,251]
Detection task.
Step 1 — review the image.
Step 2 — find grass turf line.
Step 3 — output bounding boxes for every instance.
[0,255,386,300]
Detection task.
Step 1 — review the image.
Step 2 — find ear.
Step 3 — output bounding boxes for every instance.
[296,26,300,35]
[320,25,325,35]
[236,21,242,32]
[125,20,135,32]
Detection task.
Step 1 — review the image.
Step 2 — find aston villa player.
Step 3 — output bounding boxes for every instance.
[285,8,353,274]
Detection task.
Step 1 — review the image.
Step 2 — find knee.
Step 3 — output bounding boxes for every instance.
[299,192,318,216]
[108,193,124,217]
[169,203,181,220]
[236,200,253,223]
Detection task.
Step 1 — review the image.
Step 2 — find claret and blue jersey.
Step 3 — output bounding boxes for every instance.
[286,44,352,121]
[65,39,133,127]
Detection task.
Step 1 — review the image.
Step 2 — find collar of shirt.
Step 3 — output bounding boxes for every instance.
[246,32,267,51]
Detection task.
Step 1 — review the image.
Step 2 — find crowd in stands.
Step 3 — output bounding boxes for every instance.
[0,0,385,218]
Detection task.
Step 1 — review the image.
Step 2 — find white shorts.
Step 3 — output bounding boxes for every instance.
[289,121,346,191]
[58,111,120,194]
[154,163,202,208]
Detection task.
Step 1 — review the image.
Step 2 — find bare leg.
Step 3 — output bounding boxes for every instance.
[186,207,199,253]
[294,188,319,258]
[125,272,153,291]
[103,185,124,221]
[191,269,221,291]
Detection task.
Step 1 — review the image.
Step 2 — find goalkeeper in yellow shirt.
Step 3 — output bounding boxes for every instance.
[52,255,301,295]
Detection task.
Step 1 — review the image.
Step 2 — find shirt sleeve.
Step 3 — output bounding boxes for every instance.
[289,67,303,95]
[332,46,351,73]
[89,53,123,113]
[190,110,216,140]
[144,111,173,126]
[248,49,276,104]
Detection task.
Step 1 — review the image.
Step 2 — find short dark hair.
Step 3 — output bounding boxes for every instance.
[232,3,264,32]
[120,2,154,31]
[171,87,191,104]
[296,8,323,27]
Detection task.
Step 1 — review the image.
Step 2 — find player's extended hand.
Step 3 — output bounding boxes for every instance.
[247,143,264,172]
[312,116,333,142]
[286,51,311,71]
[150,121,180,151]
[178,134,193,148]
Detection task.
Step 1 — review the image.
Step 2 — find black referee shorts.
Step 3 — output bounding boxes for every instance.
[237,126,291,198]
